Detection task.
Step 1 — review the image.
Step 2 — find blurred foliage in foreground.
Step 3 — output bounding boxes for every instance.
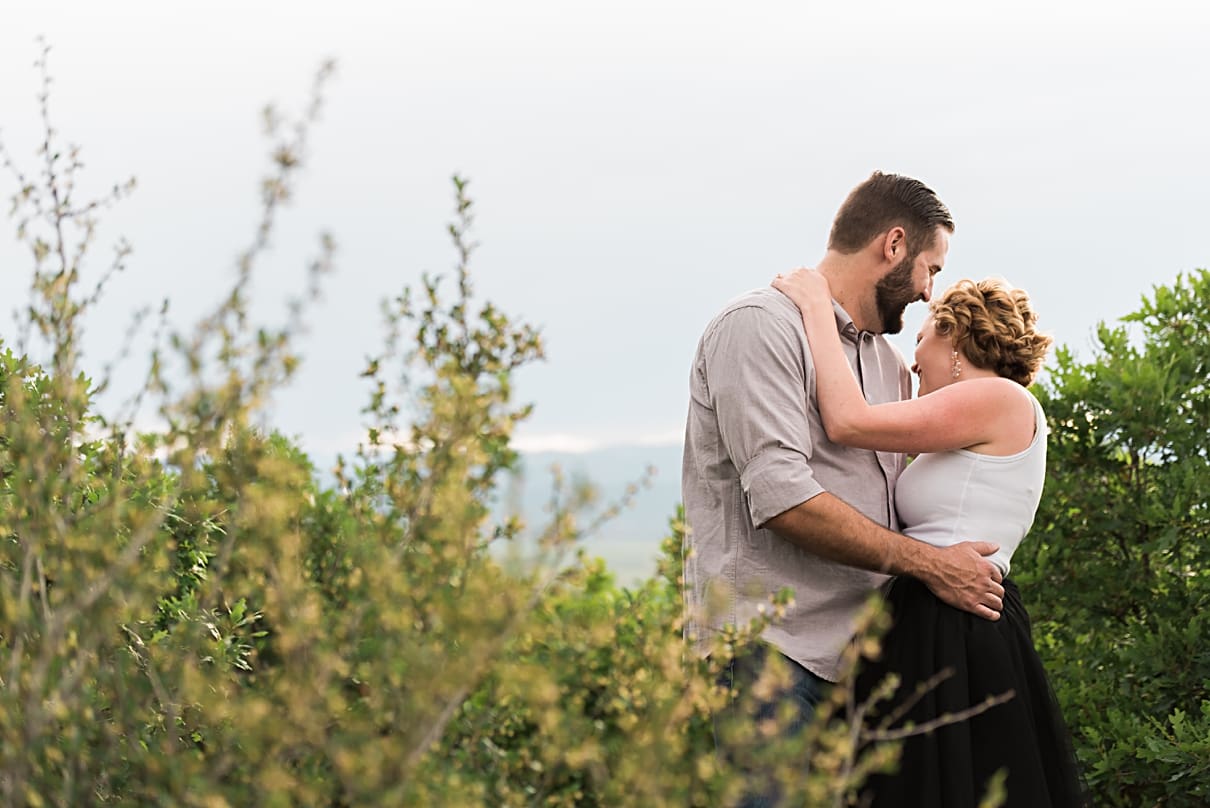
[0,51,933,807]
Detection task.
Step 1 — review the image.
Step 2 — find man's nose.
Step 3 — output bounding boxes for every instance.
[921,277,934,303]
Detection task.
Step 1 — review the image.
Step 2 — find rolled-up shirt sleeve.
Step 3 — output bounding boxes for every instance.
[703,304,825,528]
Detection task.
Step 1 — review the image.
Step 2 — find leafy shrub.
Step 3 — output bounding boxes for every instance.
[1021,268,1210,805]
[0,48,920,807]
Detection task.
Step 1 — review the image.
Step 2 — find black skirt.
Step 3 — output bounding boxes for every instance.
[855,577,1088,808]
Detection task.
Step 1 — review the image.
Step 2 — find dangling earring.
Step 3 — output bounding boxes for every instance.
[951,350,962,379]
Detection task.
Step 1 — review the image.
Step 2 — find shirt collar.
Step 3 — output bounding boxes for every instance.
[832,300,862,343]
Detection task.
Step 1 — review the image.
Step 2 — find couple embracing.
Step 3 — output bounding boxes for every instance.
[682,172,1087,806]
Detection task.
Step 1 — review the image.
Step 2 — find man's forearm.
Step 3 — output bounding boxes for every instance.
[764,491,1005,620]
[763,491,920,575]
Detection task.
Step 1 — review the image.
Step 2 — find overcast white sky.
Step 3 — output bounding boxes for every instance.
[3,1,1209,458]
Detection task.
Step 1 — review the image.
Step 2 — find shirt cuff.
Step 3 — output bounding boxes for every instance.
[740,446,825,529]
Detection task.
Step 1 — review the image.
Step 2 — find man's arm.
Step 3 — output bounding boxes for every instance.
[765,493,1006,620]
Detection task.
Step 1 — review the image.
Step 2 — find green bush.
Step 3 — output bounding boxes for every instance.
[0,49,920,807]
[1020,268,1210,805]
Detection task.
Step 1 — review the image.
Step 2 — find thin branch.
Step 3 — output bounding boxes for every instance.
[862,689,1016,743]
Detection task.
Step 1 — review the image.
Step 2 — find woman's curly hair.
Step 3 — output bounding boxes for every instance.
[930,278,1053,387]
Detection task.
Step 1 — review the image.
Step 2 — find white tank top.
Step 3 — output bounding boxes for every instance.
[895,390,1047,576]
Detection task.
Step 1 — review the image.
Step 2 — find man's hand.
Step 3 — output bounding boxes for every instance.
[914,541,1004,620]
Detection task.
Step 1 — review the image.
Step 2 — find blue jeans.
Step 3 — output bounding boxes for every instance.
[713,643,829,808]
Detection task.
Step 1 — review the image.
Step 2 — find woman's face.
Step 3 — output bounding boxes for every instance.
[912,315,955,397]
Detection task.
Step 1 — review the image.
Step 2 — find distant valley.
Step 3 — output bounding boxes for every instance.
[503,443,684,585]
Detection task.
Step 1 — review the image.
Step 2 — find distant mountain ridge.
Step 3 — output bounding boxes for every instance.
[506,443,684,584]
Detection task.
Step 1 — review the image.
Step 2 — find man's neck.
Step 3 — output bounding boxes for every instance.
[817,250,881,333]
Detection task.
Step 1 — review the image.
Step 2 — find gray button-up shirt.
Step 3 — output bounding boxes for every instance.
[682,287,911,682]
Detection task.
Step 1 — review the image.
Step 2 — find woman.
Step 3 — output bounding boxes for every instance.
[771,269,1085,807]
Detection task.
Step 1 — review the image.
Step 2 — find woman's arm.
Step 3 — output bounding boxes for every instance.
[771,269,1025,455]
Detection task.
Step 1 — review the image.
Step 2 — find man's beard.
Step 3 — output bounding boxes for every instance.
[873,255,921,334]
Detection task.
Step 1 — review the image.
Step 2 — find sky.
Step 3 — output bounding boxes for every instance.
[2,0,1209,466]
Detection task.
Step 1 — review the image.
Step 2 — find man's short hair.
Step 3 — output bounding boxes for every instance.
[828,171,955,257]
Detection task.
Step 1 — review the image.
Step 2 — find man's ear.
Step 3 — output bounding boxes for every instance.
[881,226,906,263]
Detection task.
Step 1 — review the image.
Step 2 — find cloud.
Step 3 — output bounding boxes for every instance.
[289,426,684,458]
[511,428,683,454]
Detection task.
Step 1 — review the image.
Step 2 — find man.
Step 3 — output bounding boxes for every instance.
[681,171,1004,802]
